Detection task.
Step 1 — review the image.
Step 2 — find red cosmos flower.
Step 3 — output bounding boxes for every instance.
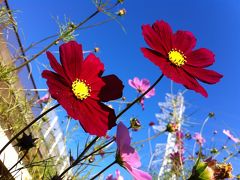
[42,41,124,136]
[141,20,223,97]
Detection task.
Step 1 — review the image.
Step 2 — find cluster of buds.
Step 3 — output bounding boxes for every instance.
[189,158,233,180]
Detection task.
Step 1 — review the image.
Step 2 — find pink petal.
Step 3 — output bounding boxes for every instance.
[122,147,141,168]
[116,122,131,151]
[125,164,152,180]
[223,129,240,143]
[36,93,50,104]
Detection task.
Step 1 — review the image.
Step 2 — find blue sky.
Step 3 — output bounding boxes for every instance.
[10,0,240,178]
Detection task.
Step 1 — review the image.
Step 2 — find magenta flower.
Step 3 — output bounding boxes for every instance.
[223,129,240,143]
[193,132,206,146]
[106,169,124,180]
[128,77,155,109]
[116,122,152,180]
[36,92,50,104]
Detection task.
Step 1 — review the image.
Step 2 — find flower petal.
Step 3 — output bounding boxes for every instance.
[141,48,208,97]
[122,147,141,168]
[181,69,208,97]
[99,75,124,102]
[116,122,131,151]
[59,41,83,81]
[173,30,196,53]
[128,77,141,89]
[186,48,215,68]
[183,66,223,84]
[46,51,70,84]
[77,99,116,136]
[80,53,104,81]
[42,70,72,99]
[125,164,152,180]
[152,20,173,54]
[141,48,169,69]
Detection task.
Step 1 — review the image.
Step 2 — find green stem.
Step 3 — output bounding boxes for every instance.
[116,74,164,120]
[12,10,100,72]
[0,104,60,154]
[79,137,116,162]
[90,160,116,180]
[59,136,99,178]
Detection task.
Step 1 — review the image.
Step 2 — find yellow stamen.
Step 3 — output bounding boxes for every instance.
[168,49,186,67]
[72,79,91,100]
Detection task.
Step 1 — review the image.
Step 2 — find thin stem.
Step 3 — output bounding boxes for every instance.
[90,160,116,180]
[0,104,60,154]
[79,137,115,162]
[132,131,164,145]
[116,74,164,120]
[12,10,100,72]
[59,136,99,178]
[8,150,28,173]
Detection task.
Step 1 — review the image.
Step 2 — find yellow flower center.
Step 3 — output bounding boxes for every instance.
[72,79,91,100]
[168,49,186,67]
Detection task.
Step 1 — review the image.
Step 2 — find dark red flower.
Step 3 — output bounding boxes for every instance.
[42,41,124,136]
[141,20,223,97]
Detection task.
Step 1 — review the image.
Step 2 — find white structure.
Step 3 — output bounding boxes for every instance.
[148,93,185,179]
[0,126,32,180]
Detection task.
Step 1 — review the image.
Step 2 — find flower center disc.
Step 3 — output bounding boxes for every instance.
[168,49,186,67]
[72,79,91,100]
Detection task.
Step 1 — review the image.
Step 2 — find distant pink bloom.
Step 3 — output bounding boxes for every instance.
[116,122,152,180]
[106,169,124,180]
[193,132,206,146]
[36,93,50,104]
[223,129,240,143]
[128,77,155,109]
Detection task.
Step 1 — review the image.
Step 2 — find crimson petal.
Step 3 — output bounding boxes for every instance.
[181,69,208,97]
[142,24,167,56]
[46,51,71,85]
[152,20,173,54]
[99,75,124,102]
[77,99,116,136]
[42,70,72,99]
[173,30,196,53]
[80,53,104,81]
[183,66,223,84]
[141,48,169,69]
[186,48,215,68]
[59,41,83,81]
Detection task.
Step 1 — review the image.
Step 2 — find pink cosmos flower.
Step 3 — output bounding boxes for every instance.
[36,92,50,104]
[128,77,155,109]
[106,169,124,180]
[116,122,152,180]
[223,129,240,143]
[193,132,206,146]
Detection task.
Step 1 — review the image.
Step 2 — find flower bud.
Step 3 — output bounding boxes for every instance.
[166,122,179,133]
[130,118,141,131]
[117,9,126,16]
